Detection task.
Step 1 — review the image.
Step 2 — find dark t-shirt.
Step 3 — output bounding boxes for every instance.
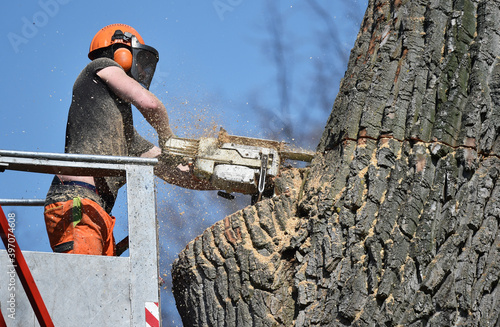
[46,58,154,212]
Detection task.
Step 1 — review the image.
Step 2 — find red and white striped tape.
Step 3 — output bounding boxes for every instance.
[145,302,159,327]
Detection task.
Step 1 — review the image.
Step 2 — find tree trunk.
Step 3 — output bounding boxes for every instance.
[172,0,500,325]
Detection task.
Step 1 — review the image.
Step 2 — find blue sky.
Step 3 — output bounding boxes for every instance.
[1,0,367,325]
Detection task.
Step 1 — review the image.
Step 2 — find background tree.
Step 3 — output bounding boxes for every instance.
[252,0,365,148]
[173,0,500,325]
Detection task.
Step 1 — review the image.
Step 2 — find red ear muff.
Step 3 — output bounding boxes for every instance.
[114,48,133,72]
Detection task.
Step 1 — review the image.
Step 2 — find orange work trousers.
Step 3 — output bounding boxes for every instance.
[44,197,116,256]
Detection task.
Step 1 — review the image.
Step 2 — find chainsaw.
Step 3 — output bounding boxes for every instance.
[159,128,314,199]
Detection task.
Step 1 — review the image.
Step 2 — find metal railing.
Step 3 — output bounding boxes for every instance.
[0,149,161,326]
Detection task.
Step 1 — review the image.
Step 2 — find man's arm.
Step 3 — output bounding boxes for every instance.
[97,66,174,142]
[98,66,215,190]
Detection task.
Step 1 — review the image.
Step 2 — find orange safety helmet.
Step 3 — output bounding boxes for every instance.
[88,24,159,89]
[88,24,143,71]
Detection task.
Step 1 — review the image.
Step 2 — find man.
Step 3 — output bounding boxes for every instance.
[44,24,209,256]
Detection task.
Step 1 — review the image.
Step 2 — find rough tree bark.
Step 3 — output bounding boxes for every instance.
[172,0,500,325]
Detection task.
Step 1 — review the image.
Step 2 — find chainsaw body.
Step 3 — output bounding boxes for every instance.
[160,130,313,195]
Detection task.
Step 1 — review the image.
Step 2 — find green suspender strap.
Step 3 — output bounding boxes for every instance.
[53,197,82,253]
[72,197,83,227]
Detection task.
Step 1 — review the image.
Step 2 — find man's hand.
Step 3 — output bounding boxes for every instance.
[154,156,216,190]
[142,145,215,190]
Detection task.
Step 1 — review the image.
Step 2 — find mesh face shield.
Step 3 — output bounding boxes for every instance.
[129,36,159,90]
